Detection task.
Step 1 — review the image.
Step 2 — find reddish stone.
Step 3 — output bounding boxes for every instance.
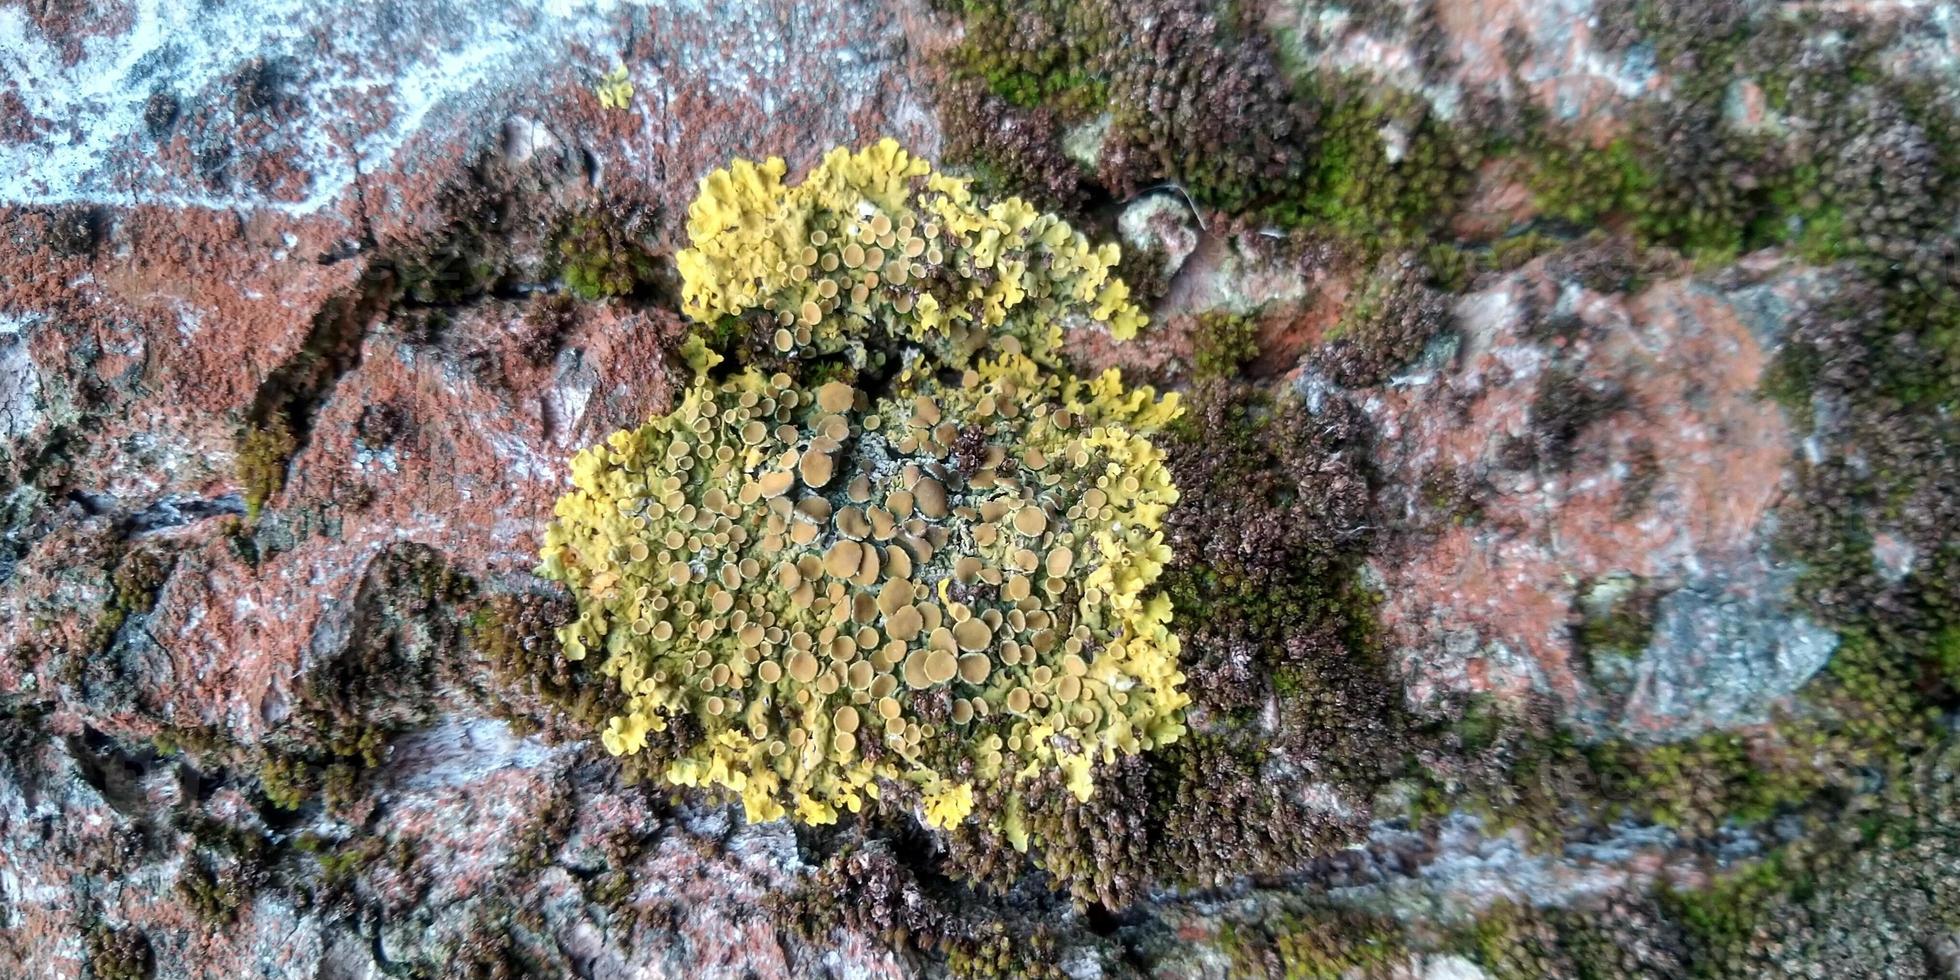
[1366,255,1808,733]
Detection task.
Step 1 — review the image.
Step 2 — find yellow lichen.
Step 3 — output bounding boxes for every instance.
[675,138,1147,369]
[595,65,634,111]
[540,356,1185,831]
[542,141,1185,839]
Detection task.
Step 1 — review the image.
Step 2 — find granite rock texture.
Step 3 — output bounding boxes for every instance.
[5,0,1959,977]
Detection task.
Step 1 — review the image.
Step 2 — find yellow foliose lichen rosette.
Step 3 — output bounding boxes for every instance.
[539,141,1186,838]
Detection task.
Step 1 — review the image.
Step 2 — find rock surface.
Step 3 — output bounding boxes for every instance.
[1363,257,1837,738]
[5,0,1960,977]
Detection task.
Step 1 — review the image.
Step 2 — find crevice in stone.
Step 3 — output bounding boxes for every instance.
[120,492,247,537]
[244,265,402,465]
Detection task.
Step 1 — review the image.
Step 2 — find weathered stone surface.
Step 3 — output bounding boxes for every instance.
[5,0,1960,975]
[1357,255,1831,738]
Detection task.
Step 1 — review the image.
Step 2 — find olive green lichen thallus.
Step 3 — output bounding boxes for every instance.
[538,354,1186,832]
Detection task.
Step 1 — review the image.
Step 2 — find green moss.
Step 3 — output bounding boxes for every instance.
[258,752,312,811]
[176,859,249,925]
[1217,905,1410,980]
[1572,573,1658,697]
[1447,695,1508,756]
[1757,345,1819,430]
[1421,610,1949,843]
[176,813,272,873]
[1260,76,1474,250]
[1932,626,1960,690]
[1416,233,1565,294]
[1170,567,1381,692]
[1874,291,1960,412]
[1415,697,1823,843]
[238,545,481,815]
[236,418,296,521]
[1155,377,1401,804]
[1657,738,1960,972]
[1418,243,1478,292]
[1666,854,1810,957]
[1523,133,1742,262]
[985,728,1355,909]
[935,2,1473,258]
[1455,896,1700,979]
[397,244,499,306]
[929,0,1958,306]
[1458,902,1573,980]
[311,837,385,894]
[1488,231,1564,273]
[440,904,556,979]
[1191,311,1260,382]
[1592,730,1835,833]
[940,0,1112,114]
[1769,181,1853,266]
[112,548,173,615]
[945,924,1069,980]
[1423,632,1941,843]
[1529,5,1960,282]
[1814,629,1942,757]
[85,546,175,653]
[1428,735,1960,976]
[556,209,656,300]
[85,923,153,980]
[1523,136,1626,231]
[149,724,240,765]
[1411,722,1595,849]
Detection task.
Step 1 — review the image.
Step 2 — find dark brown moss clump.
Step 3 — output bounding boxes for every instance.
[774,841,1072,979]
[1310,256,1454,388]
[1158,381,1389,741]
[937,77,1094,218]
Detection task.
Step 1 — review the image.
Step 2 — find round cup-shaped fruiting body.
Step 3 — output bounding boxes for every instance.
[538,355,1187,829]
[675,138,1147,370]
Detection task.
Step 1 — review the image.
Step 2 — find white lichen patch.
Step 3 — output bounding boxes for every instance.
[0,338,45,444]
[0,0,928,215]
